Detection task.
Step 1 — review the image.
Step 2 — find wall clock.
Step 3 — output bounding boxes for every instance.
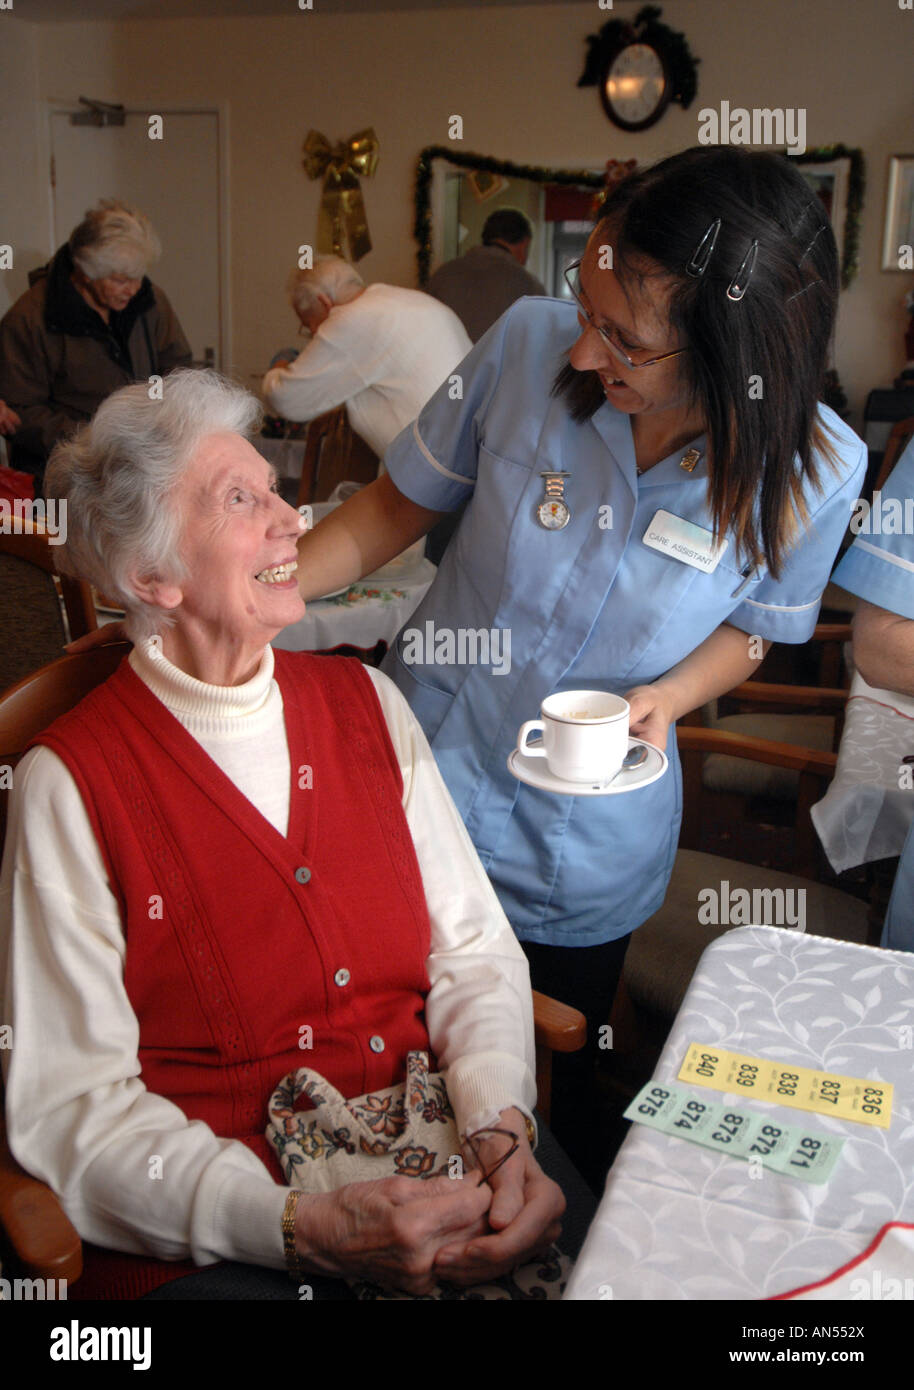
[578,5,699,133]
[602,40,670,132]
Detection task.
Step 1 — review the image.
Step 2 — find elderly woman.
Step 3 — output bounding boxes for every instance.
[0,199,191,491]
[0,368,563,1300]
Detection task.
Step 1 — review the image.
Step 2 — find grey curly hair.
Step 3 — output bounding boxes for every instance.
[45,369,262,641]
[68,199,162,281]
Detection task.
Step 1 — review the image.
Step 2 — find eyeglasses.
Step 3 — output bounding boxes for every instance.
[464,1125,520,1187]
[563,259,689,371]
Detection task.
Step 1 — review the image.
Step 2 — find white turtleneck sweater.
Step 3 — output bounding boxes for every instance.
[0,640,535,1272]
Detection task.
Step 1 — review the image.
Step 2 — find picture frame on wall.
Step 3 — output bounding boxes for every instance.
[882,156,914,271]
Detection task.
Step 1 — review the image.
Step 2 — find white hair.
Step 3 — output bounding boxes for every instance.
[68,199,162,281]
[45,369,262,641]
[287,255,364,316]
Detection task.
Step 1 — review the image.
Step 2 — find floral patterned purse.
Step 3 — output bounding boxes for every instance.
[266,1051,569,1300]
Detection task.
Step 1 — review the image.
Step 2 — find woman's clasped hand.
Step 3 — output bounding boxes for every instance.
[294,1109,565,1294]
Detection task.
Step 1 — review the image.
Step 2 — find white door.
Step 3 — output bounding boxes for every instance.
[49,107,223,367]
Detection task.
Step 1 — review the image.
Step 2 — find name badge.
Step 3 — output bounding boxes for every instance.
[642,509,728,573]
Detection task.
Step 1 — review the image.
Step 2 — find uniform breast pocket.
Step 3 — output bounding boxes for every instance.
[452,444,531,607]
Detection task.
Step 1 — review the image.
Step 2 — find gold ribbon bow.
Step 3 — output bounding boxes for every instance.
[302,128,379,262]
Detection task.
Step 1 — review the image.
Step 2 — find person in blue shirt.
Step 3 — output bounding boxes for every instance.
[296,147,867,1180]
[831,437,914,953]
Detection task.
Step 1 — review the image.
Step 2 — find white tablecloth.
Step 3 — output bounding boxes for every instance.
[272,559,436,655]
[812,673,914,873]
[564,925,914,1301]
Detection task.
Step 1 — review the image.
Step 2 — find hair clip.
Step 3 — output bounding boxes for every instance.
[798,220,826,267]
[726,239,758,302]
[786,278,821,304]
[686,218,721,277]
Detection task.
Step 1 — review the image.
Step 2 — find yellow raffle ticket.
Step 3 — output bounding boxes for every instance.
[678,1043,892,1129]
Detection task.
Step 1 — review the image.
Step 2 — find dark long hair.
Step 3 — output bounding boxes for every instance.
[553,146,840,578]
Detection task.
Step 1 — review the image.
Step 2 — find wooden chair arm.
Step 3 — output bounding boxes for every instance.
[0,1118,82,1284]
[725,682,849,710]
[532,990,587,1127]
[532,989,587,1054]
[812,623,852,643]
[676,724,838,776]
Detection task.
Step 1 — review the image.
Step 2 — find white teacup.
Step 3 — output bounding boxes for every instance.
[517,690,630,783]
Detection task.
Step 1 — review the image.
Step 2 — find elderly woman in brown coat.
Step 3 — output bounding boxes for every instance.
[0,199,190,490]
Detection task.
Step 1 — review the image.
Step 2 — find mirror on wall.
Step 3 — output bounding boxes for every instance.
[414,145,864,294]
[414,147,606,298]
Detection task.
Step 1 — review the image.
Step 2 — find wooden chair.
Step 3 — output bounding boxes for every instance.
[296,408,380,508]
[0,524,97,695]
[875,415,914,492]
[681,624,853,873]
[0,644,584,1281]
[0,643,127,1285]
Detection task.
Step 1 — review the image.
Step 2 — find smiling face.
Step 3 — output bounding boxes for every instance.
[567,228,694,423]
[144,433,306,684]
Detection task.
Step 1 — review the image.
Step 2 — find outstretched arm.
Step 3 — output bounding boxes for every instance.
[296,472,446,600]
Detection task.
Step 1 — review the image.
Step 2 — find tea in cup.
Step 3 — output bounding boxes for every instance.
[517,690,630,783]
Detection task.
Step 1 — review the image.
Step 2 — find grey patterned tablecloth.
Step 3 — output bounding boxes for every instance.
[565,926,914,1301]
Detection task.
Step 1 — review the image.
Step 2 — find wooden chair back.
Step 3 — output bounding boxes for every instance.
[875,415,914,491]
[0,525,97,694]
[0,642,129,851]
[296,407,380,507]
[0,641,129,1282]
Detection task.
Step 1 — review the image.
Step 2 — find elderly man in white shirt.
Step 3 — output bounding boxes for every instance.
[261,257,472,460]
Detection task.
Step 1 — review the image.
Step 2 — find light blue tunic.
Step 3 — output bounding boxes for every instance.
[382,299,868,945]
[832,437,914,951]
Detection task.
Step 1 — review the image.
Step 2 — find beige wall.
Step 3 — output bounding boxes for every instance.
[3,0,913,426]
[0,18,46,316]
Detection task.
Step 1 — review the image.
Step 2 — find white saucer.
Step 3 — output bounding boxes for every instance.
[507,736,668,797]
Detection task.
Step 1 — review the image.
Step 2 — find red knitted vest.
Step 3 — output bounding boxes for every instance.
[32,650,433,1299]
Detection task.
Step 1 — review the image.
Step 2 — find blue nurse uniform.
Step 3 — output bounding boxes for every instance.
[831,437,914,951]
[382,299,868,946]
